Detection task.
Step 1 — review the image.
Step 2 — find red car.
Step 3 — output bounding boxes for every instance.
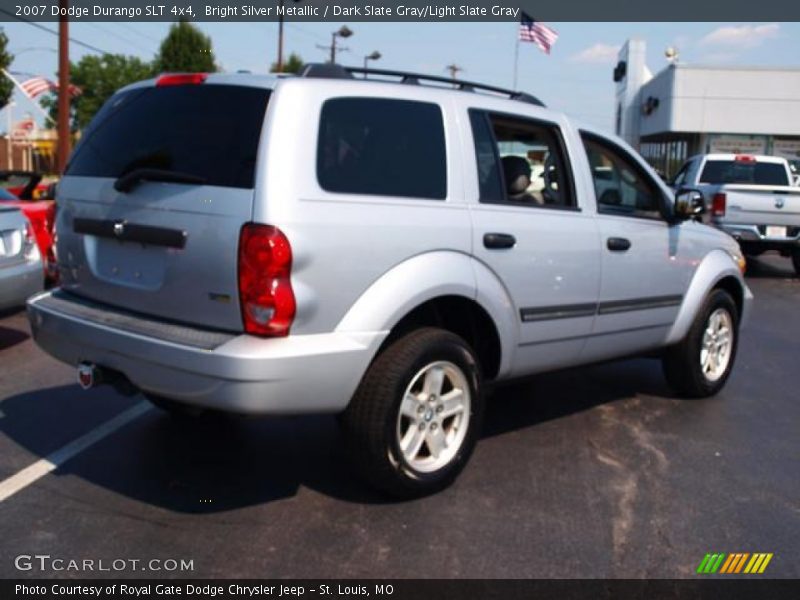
[0,171,57,282]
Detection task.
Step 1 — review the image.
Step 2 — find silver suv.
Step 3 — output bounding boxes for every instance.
[27,66,753,497]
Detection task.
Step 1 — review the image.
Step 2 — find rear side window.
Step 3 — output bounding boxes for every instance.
[66,85,271,189]
[699,160,789,186]
[317,98,447,200]
[469,109,576,209]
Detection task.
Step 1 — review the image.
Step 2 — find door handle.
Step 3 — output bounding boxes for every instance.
[607,237,631,252]
[483,233,516,249]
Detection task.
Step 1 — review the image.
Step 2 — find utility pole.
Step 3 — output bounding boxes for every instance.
[57,0,70,173]
[445,63,463,82]
[5,101,13,170]
[317,25,353,64]
[276,0,284,72]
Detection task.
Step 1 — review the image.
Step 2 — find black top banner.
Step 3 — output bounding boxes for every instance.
[2,0,800,22]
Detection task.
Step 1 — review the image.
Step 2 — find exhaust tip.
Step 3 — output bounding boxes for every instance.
[77,362,100,390]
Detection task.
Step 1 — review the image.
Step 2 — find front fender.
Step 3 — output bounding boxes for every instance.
[335,251,517,377]
[665,249,752,345]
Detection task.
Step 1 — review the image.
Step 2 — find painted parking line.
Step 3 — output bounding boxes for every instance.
[0,401,152,503]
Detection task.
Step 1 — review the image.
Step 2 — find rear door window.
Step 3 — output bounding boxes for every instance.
[699,160,789,186]
[317,98,447,200]
[468,110,576,209]
[66,84,271,189]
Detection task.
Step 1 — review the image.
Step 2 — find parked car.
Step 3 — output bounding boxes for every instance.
[0,171,58,282]
[788,161,799,186]
[1,206,44,310]
[27,66,752,497]
[672,154,800,275]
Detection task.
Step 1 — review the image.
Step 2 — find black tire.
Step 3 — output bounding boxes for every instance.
[340,328,483,499]
[792,248,800,277]
[144,393,205,418]
[662,289,739,398]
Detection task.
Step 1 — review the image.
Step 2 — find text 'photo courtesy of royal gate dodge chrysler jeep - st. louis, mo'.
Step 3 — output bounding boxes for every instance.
[26,64,752,498]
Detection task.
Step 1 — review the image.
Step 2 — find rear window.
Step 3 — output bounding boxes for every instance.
[66,84,270,189]
[699,160,789,186]
[317,98,447,200]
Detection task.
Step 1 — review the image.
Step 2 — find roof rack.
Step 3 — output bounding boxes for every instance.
[300,63,545,107]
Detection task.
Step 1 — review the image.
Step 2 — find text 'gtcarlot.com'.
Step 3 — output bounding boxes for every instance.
[14,554,194,572]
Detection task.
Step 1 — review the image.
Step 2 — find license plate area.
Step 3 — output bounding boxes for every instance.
[765,225,787,238]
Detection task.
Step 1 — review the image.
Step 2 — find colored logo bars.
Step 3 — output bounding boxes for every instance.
[697,552,774,574]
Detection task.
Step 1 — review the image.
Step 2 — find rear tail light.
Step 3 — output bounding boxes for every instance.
[711,193,726,217]
[238,224,296,337]
[734,154,756,163]
[156,73,208,87]
[23,220,39,260]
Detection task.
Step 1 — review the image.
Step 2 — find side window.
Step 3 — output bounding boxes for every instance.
[582,135,664,219]
[469,110,576,208]
[317,97,447,200]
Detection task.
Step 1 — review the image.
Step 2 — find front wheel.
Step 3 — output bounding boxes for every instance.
[662,289,739,398]
[340,328,483,498]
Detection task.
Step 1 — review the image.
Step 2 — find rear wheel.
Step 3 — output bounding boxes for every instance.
[662,289,739,398]
[340,328,483,498]
[792,248,800,277]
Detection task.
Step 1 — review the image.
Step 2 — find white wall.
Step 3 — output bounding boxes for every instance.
[639,65,800,136]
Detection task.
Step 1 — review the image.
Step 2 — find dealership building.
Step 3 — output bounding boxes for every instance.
[613,39,800,177]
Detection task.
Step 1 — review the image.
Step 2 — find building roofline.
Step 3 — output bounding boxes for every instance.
[670,63,800,73]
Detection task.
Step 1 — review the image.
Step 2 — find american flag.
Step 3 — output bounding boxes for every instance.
[19,77,82,99]
[519,13,559,55]
[20,77,55,99]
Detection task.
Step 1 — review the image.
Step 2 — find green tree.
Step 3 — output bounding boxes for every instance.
[41,54,154,130]
[270,53,304,75]
[154,21,216,73]
[0,28,14,110]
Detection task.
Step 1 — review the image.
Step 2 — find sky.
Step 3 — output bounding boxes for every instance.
[3,20,800,133]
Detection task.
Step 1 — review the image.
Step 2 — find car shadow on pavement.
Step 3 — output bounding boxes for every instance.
[0,325,28,351]
[482,357,674,439]
[1,358,675,512]
[744,255,796,279]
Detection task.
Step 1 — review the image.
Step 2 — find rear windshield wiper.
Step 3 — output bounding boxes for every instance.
[114,168,206,193]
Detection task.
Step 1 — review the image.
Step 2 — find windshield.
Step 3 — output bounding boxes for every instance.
[699,160,789,186]
[66,84,270,189]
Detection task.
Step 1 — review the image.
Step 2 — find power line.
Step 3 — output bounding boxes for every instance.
[115,22,161,45]
[0,8,108,55]
[84,22,153,55]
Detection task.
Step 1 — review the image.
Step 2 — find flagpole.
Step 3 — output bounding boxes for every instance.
[1,69,57,125]
[512,35,520,90]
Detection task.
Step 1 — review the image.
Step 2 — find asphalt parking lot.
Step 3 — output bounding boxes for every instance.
[0,255,798,579]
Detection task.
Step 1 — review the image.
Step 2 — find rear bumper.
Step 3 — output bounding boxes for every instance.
[27,290,387,415]
[716,222,800,250]
[0,258,43,311]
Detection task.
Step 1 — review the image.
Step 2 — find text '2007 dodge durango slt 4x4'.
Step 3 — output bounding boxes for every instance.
[27,65,753,497]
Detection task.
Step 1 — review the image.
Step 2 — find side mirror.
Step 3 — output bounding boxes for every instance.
[674,189,705,220]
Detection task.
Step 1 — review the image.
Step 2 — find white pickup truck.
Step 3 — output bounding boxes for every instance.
[672,153,800,275]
